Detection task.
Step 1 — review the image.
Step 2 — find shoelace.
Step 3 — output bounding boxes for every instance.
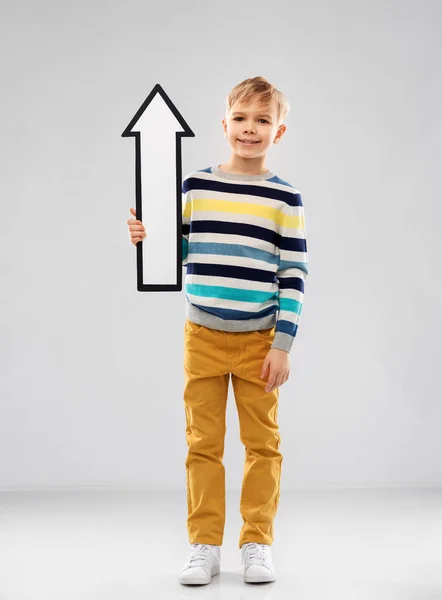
[242,542,271,566]
[188,543,212,567]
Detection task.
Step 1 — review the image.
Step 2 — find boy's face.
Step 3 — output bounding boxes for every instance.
[222,98,286,159]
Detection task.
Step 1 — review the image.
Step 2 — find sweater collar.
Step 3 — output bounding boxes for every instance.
[210,164,275,181]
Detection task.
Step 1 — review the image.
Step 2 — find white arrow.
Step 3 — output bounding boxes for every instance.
[122,83,194,291]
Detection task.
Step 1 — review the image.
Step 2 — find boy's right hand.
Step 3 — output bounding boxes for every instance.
[127,207,147,246]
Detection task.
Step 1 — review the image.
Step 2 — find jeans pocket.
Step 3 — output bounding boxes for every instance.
[184,319,204,335]
[253,326,276,340]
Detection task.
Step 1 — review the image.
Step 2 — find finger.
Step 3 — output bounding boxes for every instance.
[265,373,277,392]
[260,362,269,379]
[129,228,145,237]
[267,372,283,393]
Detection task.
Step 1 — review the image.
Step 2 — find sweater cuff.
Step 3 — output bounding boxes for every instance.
[271,331,294,353]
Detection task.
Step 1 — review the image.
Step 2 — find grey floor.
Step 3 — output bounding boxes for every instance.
[0,489,441,599]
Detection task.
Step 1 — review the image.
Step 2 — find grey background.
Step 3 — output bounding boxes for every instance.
[1,0,441,491]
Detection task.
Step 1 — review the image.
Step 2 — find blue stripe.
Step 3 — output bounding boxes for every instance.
[275,319,298,337]
[190,301,279,321]
[279,259,308,275]
[188,241,279,266]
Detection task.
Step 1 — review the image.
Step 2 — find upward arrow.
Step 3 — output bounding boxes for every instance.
[122,83,195,291]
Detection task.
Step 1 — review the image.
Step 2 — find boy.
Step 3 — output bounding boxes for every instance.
[127,76,308,585]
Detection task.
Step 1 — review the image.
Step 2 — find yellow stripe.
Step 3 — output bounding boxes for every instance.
[184,198,304,229]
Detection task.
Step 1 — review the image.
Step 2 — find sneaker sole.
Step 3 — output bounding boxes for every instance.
[244,571,276,583]
[179,564,220,585]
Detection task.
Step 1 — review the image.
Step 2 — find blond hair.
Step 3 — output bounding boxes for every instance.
[225,76,290,126]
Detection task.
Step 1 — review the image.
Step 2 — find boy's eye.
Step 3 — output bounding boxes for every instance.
[234,117,269,124]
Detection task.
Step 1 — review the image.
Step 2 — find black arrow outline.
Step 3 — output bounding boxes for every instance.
[122,83,195,291]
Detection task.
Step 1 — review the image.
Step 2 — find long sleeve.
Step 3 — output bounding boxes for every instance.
[272,192,309,353]
[182,182,191,267]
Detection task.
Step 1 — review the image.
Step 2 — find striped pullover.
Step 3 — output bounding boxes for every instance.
[181,164,309,353]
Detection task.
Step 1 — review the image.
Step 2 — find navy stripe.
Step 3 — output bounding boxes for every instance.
[187,262,277,284]
[191,301,279,321]
[278,276,305,293]
[183,176,303,208]
[190,220,306,253]
[280,235,307,253]
[191,219,280,245]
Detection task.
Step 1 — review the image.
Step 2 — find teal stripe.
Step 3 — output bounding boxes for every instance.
[182,238,188,261]
[279,259,308,274]
[280,297,303,314]
[186,283,279,303]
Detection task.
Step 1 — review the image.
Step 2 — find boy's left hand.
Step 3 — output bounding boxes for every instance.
[260,348,290,393]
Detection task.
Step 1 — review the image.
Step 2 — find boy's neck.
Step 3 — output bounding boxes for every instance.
[219,156,270,176]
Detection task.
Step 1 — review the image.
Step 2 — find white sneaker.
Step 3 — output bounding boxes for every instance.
[179,543,221,585]
[241,542,276,583]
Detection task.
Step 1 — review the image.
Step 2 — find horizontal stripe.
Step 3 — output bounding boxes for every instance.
[186,283,278,303]
[190,301,279,321]
[187,262,278,284]
[187,197,305,229]
[183,176,303,208]
[188,241,279,266]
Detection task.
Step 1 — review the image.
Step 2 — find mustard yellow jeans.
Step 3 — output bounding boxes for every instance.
[183,317,283,549]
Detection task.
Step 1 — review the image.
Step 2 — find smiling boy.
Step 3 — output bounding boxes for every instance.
[177,76,309,585]
[128,75,309,586]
